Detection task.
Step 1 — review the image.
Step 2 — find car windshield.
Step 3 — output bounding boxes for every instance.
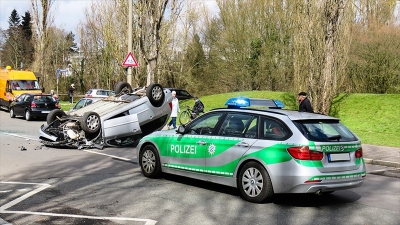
[10,80,40,90]
[293,120,358,142]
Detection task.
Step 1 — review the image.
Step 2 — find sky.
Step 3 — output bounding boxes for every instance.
[0,0,219,42]
[0,0,93,34]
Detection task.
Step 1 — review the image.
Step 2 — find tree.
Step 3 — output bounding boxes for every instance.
[135,0,182,85]
[291,0,353,115]
[3,9,23,68]
[21,11,34,68]
[30,0,55,87]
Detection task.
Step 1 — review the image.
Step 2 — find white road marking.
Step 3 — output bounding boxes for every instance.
[2,133,39,141]
[3,132,134,162]
[0,190,12,193]
[0,181,157,225]
[83,150,132,161]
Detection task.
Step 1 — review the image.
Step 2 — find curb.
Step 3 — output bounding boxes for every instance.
[364,158,400,168]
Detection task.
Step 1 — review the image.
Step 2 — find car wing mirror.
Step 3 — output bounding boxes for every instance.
[177,125,186,134]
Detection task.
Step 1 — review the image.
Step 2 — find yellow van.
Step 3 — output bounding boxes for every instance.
[0,66,43,111]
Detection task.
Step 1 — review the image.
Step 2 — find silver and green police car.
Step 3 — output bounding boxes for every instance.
[137,97,366,203]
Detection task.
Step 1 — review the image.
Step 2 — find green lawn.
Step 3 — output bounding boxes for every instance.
[61,92,400,147]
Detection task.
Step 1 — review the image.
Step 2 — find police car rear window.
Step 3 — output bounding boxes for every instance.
[293,120,358,142]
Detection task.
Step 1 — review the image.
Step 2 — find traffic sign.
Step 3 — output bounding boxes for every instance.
[122,52,138,67]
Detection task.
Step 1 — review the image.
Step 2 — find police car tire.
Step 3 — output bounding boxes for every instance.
[80,111,101,134]
[238,161,274,203]
[140,145,162,178]
[146,83,164,107]
[115,81,133,95]
[47,109,67,125]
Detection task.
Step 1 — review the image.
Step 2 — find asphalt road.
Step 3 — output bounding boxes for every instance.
[0,109,399,225]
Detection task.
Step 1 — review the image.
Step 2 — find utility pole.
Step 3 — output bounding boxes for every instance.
[127,0,133,86]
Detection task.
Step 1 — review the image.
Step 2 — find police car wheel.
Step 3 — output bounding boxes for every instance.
[238,161,274,203]
[140,145,162,178]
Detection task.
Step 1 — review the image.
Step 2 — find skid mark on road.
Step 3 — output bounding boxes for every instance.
[0,181,157,225]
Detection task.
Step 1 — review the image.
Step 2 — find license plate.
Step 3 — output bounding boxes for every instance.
[328,153,350,162]
[42,111,50,113]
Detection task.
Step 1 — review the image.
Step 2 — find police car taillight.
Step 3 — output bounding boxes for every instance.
[355,148,363,158]
[287,146,323,160]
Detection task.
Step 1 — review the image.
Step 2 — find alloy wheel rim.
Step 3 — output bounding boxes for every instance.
[151,86,163,101]
[142,150,155,173]
[242,167,263,197]
[86,115,99,130]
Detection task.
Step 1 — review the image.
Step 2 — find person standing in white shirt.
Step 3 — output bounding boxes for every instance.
[167,91,180,129]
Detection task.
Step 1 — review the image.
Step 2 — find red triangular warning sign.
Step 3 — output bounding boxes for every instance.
[122,52,138,67]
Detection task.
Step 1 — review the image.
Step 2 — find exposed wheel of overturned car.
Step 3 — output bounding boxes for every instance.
[47,109,67,124]
[115,81,133,95]
[146,83,165,107]
[80,111,101,134]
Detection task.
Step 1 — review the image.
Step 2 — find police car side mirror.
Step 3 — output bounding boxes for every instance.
[177,125,185,134]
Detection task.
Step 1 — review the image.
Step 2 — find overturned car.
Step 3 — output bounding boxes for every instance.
[39,82,172,149]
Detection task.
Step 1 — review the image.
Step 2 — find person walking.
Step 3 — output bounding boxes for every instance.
[298,92,314,113]
[191,96,204,119]
[68,84,75,104]
[167,91,180,129]
[50,90,59,102]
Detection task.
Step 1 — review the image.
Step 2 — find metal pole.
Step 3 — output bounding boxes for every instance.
[127,0,133,86]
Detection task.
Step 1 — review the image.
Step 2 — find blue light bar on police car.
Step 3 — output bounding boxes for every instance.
[225,97,284,109]
[225,97,250,107]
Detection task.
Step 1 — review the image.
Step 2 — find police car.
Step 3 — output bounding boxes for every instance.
[137,97,366,203]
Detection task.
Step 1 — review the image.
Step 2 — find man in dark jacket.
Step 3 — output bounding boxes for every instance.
[191,96,204,119]
[298,92,314,113]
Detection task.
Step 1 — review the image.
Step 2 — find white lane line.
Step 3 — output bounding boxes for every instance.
[0,181,157,225]
[3,133,133,162]
[0,211,157,225]
[0,190,12,193]
[2,133,39,141]
[0,182,50,211]
[83,150,132,162]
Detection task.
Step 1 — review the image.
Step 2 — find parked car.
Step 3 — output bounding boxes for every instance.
[166,88,194,100]
[69,97,103,112]
[38,82,172,149]
[137,97,366,203]
[85,89,115,98]
[9,93,60,121]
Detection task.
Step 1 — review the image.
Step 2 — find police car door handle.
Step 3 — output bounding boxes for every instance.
[196,140,207,145]
[237,142,249,147]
